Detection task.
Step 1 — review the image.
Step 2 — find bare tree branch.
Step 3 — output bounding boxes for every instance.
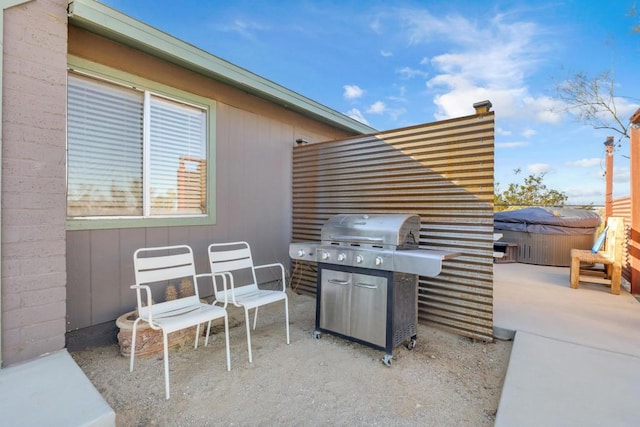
[554,71,629,139]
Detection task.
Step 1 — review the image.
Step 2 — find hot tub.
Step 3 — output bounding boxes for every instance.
[494,207,601,267]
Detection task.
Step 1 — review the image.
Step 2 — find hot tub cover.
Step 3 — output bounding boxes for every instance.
[494,207,601,235]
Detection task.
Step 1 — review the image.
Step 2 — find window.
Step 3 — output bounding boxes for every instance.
[67,73,208,220]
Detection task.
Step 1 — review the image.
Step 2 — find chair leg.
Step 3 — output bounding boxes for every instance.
[223,314,231,371]
[252,307,259,330]
[204,320,212,347]
[244,307,253,363]
[129,318,140,372]
[284,297,290,345]
[570,256,580,289]
[163,331,170,400]
[194,323,201,349]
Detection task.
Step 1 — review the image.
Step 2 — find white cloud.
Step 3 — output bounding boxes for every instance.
[613,166,630,183]
[496,127,512,136]
[566,158,602,168]
[380,50,393,57]
[346,108,370,125]
[387,95,407,103]
[388,107,407,121]
[522,96,566,124]
[370,16,383,34]
[343,85,364,100]
[367,101,387,114]
[222,19,269,39]
[496,141,528,148]
[522,128,536,138]
[614,97,640,119]
[397,67,429,79]
[394,9,560,123]
[527,163,550,174]
[564,186,603,202]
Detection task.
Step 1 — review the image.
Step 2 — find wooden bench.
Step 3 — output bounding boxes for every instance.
[569,217,625,294]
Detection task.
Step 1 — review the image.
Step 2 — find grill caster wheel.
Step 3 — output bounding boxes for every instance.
[312,331,321,339]
[407,338,416,350]
[382,354,393,367]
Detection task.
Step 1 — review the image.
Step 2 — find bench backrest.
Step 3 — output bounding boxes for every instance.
[604,217,625,263]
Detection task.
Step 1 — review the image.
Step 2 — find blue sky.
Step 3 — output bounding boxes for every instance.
[100,0,640,205]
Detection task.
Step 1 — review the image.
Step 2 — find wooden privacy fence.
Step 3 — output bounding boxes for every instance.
[291,111,496,341]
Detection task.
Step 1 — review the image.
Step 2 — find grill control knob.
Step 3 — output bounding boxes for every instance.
[337,253,346,262]
[321,252,330,260]
[375,256,383,266]
[355,255,364,264]
[297,249,305,257]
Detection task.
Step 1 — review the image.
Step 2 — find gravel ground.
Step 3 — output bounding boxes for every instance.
[71,293,512,426]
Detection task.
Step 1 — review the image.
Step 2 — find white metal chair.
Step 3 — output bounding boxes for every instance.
[131,245,231,399]
[207,241,290,363]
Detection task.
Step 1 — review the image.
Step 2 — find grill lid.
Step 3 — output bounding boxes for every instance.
[290,213,460,276]
[320,213,420,248]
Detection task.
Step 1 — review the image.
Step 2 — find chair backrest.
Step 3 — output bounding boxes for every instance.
[133,245,201,320]
[603,217,625,263]
[207,241,259,300]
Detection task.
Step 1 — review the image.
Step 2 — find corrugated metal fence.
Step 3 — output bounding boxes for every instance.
[291,112,495,341]
[612,196,632,283]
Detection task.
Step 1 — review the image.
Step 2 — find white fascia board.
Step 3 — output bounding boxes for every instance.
[67,0,377,135]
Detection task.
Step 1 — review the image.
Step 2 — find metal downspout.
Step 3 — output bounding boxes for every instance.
[0,0,35,367]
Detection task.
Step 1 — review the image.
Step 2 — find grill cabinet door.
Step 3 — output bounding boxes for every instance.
[350,273,387,347]
[319,269,351,336]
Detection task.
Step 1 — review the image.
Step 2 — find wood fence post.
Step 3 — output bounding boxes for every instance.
[604,136,614,220]
[629,109,640,295]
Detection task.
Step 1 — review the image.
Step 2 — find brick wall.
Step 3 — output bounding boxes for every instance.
[1,0,68,365]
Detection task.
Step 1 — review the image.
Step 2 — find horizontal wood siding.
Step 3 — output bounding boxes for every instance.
[66,103,351,330]
[292,113,495,341]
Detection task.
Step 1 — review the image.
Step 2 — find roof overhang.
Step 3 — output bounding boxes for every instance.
[67,0,377,135]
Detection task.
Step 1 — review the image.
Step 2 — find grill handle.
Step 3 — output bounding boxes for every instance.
[328,279,351,285]
[329,235,385,243]
[355,282,378,289]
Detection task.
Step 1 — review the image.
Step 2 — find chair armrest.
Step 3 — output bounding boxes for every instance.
[130,284,154,323]
[203,272,230,308]
[195,272,213,301]
[254,262,287,292]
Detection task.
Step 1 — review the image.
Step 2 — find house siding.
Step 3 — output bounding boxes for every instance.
[2,0,68,365]
[65,30,356,330]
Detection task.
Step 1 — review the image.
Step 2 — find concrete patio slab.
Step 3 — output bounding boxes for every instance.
[495,331,640,427]
[494,263,640,427]
[0,349,115,427]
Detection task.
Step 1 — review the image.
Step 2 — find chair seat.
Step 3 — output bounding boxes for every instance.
[152,303,227,334]
[233,289,287,310]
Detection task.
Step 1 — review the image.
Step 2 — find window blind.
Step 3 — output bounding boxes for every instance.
[67,74,144,216]
[149,95,207,215]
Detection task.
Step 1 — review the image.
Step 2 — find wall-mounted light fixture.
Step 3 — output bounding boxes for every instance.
[295,138,309,145]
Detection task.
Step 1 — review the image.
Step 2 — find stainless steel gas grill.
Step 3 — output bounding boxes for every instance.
[289,213,458,366]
